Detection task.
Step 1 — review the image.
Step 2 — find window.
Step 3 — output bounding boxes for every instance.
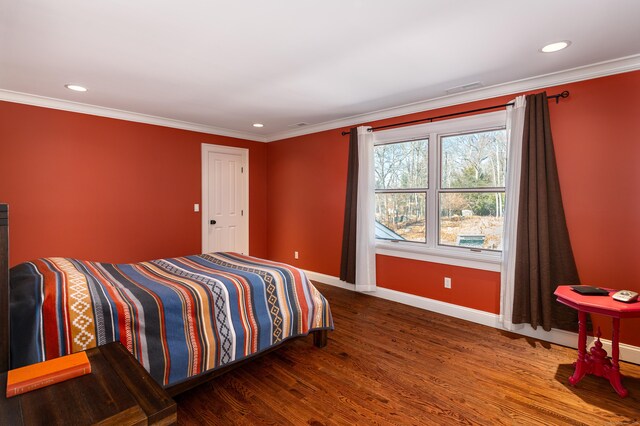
[374,139,428,243]
[373,111,507,269]
[439,129,506,251]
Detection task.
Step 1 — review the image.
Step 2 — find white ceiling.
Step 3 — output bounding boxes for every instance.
[1,0,640,141]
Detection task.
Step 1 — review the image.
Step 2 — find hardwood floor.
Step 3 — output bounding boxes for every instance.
[175,283,640,425]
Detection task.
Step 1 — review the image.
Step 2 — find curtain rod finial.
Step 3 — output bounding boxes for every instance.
[555,91,570,104]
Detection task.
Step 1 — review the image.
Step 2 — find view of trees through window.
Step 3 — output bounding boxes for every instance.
[373,127,508,251]
[439,129,507,250]
[374,139,428,242]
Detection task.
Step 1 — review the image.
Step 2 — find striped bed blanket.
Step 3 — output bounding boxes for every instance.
[9,252,333,387]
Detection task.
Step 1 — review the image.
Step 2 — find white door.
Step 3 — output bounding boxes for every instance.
[202,144,248,254]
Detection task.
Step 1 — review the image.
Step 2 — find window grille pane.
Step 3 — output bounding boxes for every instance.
[375,193,426,243]
[439,192,505,250]
[441,130,506,189]
[374,139,428,190]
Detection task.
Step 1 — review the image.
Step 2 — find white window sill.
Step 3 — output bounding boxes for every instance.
[376,241,502,272]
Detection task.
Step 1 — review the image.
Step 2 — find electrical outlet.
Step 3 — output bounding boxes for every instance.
[444,277,452,289]
[294,251,299,259]
[194,203,200,212]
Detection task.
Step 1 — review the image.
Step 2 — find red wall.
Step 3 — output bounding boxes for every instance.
[551,71,640,345]
[266,70,640,345]
[2,71,638,346]
[376,255,500,313]
[0,101,268,265]
[267,130,348,276]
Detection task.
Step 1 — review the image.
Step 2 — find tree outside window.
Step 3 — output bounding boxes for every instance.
[373,126,507,252]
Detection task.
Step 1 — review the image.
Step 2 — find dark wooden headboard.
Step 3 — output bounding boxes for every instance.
[0,204,8,372]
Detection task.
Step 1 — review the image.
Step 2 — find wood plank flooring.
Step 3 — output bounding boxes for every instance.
[175,283,640,425]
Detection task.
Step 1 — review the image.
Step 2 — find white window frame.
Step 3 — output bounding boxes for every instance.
[373,111,507,272]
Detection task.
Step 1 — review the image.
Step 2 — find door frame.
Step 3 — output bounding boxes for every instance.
[201,143,249,255]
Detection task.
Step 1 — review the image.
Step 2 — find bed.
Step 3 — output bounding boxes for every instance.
[0,204,333,395]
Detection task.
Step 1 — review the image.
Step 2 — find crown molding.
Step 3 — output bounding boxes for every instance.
[0,89,268,143]
[265,54,640,142]
[2,54,639,143]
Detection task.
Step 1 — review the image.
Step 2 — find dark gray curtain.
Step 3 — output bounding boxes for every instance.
[340,128,358,284]
[512,92,579,332]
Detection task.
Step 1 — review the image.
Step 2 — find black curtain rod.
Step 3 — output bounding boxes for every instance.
[341,90,569,136]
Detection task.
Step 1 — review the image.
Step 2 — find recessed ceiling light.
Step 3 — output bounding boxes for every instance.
[540,41,571,53]
[253,123,264,128]
[65,84,88,92]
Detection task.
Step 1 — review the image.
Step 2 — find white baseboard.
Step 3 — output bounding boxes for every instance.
[303,270,640,365]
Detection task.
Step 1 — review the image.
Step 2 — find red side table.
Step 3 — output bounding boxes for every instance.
[554,285,640,397]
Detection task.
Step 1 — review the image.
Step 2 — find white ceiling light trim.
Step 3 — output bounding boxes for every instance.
[541,41,571,53]
[65,84,88,92]
[0,89,268,142]
[265,53,640,142]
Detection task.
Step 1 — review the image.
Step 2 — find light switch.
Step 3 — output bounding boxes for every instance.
[194,203,200,212]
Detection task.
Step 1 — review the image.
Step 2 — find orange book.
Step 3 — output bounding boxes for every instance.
[6,351,91,398]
